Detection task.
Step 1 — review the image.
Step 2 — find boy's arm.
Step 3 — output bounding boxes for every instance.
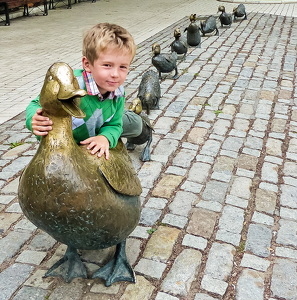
[98,96,125,148]
[26,95,42,132]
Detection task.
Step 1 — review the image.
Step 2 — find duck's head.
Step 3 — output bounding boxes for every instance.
[190,14,197,23]
[39,62,87,118]
[128,98,142,115]
[152,43,161,56]
[174,28,181,39]
[218,5,225,13]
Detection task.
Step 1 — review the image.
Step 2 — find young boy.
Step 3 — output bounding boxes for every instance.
[26,23,142,160]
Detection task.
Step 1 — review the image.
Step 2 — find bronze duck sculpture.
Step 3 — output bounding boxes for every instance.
[218,5,232,27]
[233,3,247,21]
[184,13,201,47]
[170,28,188,60]
[200,15,219,37]
[152,43,178,79]
[137,70,161,114]
[18,62,142,286]
[126,98,154,162]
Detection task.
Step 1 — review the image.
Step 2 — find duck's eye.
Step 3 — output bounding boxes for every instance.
[48,76,53,81]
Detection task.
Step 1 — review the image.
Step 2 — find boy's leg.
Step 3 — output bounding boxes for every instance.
[121,110,142,138]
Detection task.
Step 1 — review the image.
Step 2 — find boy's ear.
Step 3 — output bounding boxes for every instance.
[82,56,91,72]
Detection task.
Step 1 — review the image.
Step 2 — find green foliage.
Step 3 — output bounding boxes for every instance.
[147,228,156,235]
[194,72,199,77]
[214,110,223,116]
[237,241,245,253]
[9,142,24,149]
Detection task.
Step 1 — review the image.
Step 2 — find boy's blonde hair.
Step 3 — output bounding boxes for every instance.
[83,23,136,66]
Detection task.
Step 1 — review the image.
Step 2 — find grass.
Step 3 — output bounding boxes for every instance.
[214,110,223,116]
[9,142,24,149]
[147,228,157,235]
[237,241,245,253]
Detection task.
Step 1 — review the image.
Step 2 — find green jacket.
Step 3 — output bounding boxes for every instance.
[26,69,125,148]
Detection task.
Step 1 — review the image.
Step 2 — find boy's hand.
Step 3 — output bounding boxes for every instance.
[31,109,53,136]
[80,135,110,160]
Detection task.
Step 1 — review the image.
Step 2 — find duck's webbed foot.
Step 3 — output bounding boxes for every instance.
[172,68,178,80]
[92,240,135,287]
[140,130,152,162]
[44,246,87,283]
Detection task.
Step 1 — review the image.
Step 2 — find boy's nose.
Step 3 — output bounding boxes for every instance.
[111,68,119,77]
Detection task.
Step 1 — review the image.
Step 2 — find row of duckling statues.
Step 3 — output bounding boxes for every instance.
[128,4,247,162]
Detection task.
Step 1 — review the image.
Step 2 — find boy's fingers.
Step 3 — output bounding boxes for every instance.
[105,149,110,160]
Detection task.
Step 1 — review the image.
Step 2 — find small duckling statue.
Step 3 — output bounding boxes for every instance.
[126,98,154,162]
[218,5,232,27]
[170,28,188,60]
[152,43,178,80]
[184,14,201,47]
[233,3,247,21]
[200,15,219,37]
[137,70,161,114]
[18,62,142,286]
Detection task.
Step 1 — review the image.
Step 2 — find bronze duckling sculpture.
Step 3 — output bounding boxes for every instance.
[152,43,178,80]
[184,13,201,47]
[200,15,219,37]
[137,70,161,114]
[18,62,142,286]
[233,3,247,21]
[170,28,188,60]
[218,5,232,27]
[126,98,154,162]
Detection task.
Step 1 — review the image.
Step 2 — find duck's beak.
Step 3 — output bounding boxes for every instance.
[58,88,87,119]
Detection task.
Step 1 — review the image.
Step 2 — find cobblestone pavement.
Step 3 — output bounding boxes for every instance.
[1,3,297,300]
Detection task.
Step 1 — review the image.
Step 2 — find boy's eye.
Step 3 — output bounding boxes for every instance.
[103,64,111,67]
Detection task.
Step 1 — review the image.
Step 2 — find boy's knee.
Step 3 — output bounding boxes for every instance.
[122,110,143,138]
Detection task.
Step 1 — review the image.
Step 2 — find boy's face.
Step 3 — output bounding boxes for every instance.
[82,48,132,95]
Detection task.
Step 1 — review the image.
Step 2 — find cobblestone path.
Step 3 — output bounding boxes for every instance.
[1,11,297,300]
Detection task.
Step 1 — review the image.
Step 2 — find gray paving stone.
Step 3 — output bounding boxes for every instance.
[162,214,188,229]
[130,226,150,239]
[280,184,297,209]
[276,219,297,247]
[139,207,162,226]
[280,207,297,221]
[155,292,179,300]
[240,253,270,272]
[222,136,243,152]
[28,231,56,251]
[275,246,297,260]
[202,180,228,203]
[137,161,163,188]
[259,182,278,193]
[172,148,196,168]
[194,294,217,300]
[245,224,272,257]
[188,162,211,184]
[16,250,47,265]
[161,249,202,297]
[154,139,179,156]
[244,136,263,150]
[230,177,252,200]
[6,202,22,213]
[169,191,197,217]
[0,195,15,205]
[0,263,34,300]
[200,140,221,156]
[252,211,274,226]
[182,234,208,251]
[196,200,222,212]
[48,280,85,300]
[0,231,32,264]
[271,258,297,300]
[225,195,248,208]
[181,180,203,193]
[200,275,228,296]
[13,286,49,300]
[236,269,265,300]
[134,258,166,279]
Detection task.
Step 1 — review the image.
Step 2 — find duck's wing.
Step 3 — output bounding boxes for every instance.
[97,140,142,196]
